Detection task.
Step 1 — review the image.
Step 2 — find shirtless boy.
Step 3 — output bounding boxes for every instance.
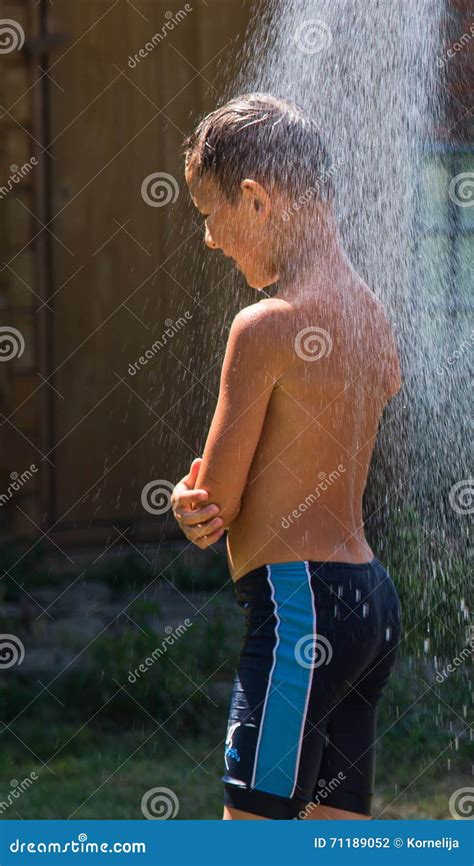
[171,93,403,821]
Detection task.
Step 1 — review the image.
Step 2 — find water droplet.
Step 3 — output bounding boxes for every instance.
[385,625,392,641]
[355,589,361,602]
[362,603,369,617]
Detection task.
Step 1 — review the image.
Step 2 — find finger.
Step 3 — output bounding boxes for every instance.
[174,488,210,509]
[185,457,203,486]
[195,526,225,549]
[184,517,223,539]
[175,504,220,526]
[171,484,208,512]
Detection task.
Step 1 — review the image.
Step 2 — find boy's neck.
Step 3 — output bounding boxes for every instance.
[272,240,354,303]
[267,207,355,303]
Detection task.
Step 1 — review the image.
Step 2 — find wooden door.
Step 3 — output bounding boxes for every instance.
[45,0,253,539]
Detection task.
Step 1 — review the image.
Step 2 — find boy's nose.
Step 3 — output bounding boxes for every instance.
[204,225,218,249]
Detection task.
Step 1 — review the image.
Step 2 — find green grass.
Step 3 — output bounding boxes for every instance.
[0,722,225,819]
[0,713,470,820]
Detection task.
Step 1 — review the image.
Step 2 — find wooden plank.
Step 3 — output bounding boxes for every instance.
[46,0,252,531]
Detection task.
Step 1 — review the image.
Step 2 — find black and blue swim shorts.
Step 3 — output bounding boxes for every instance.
[222,557,402,819]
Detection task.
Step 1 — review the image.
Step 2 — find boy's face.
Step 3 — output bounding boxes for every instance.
[185,164,280,290]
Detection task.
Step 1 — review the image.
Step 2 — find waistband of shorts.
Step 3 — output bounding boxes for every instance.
[235,557,380,583]
[233,557,386,601]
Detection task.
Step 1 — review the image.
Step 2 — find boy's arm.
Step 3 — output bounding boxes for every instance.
[194,304,285,530]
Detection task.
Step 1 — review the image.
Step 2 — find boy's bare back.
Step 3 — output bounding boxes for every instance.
[226,276,401,581]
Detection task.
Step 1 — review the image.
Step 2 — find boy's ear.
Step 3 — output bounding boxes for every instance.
[241,178,271,218]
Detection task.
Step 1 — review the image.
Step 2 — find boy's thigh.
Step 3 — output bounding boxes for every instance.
[306,678,381,816]
[222,806,270,820]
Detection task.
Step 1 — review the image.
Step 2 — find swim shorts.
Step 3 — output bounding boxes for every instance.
[222,557,402,819]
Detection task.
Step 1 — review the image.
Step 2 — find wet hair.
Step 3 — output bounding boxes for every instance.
[183,92,335,207]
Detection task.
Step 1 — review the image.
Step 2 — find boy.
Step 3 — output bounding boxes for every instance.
[171,93,402,821]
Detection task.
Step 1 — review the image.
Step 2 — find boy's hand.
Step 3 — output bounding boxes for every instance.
[171,458,225,548]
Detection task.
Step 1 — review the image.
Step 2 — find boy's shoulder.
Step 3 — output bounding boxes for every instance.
[231,298,291,333]
[228,300,292,376]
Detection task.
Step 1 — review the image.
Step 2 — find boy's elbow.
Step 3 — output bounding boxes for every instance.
[219,498,242,530]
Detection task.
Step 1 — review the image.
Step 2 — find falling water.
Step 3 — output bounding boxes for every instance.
[187,0,471,654]
[225,0,455,516]
[167,0,473,677]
